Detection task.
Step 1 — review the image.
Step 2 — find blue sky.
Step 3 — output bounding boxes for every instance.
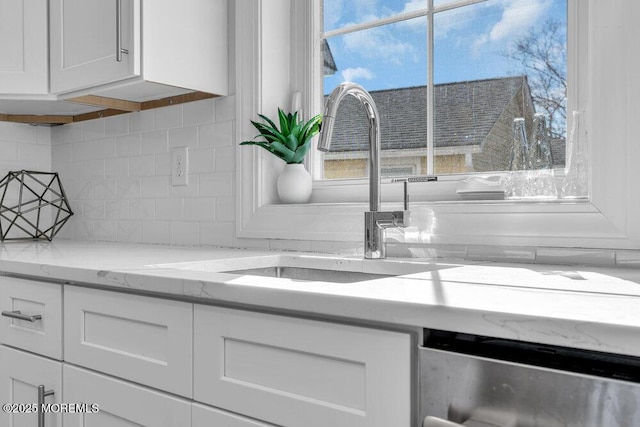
[323,0,567,94]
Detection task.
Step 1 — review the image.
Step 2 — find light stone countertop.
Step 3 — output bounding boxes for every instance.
[1,240,639,358]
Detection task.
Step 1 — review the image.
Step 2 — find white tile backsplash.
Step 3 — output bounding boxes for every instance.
[129,110,154,134]
[0,141,19,162]
[154,104,183,130]
[129,155,156,176]
[189,148,215,174]
[82,119,105,140]
[116,134,142,157]
[169,126,198,149]
[183,198,215,221]
[2,95,640,267]
[183,98,215,126]
[0,122,51,179]
[142,130,168,154]
[143,221,171,245]
[105,115,129,136]
[50,97,237,246]
[199,172,233,197]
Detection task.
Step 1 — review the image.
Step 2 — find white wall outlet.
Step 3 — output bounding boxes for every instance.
[171,146,189,186]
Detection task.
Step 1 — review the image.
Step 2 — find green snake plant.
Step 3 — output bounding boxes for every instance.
[240,108,323,164]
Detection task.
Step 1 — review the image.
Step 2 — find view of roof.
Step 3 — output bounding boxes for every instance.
[322,40,337,76]
[326,76,530,152]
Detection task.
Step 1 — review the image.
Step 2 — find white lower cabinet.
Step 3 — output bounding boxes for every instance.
[64,286,193,398]
[1,279,413,426]
[0,345,62,427]
[192,402,274,427]
[63,365,191,426]
[0,276,63,360]
[194,305,412,427]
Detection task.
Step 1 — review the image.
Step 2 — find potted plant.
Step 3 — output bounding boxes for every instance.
[241,108,322,203]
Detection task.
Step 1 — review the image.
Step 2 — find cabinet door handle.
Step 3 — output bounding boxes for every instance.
[37,385,55,427]
[1,310,42,322]
[116,0,128,61]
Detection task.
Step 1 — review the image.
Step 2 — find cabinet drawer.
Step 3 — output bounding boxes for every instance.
[0,275,63,359]
[192,402,273,427]
[0,345,62,427]
[63,365,191,426]
[194,306,412,427]
[64,286,192,397]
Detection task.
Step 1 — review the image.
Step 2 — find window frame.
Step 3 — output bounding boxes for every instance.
[235,0,640,250]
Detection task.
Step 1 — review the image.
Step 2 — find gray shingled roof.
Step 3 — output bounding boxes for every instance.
[326,76,529,152]
[322,40,337,76]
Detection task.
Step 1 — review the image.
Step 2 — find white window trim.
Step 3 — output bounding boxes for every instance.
[236,0,640,250]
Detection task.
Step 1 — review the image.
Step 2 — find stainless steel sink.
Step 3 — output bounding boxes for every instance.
[223,266,394,283]
[152,253,445,284]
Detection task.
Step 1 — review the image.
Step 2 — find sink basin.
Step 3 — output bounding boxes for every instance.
[223,266,393,283]
[153,253,445,283]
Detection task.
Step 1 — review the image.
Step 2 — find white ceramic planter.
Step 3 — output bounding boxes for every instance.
[277,163,312,204]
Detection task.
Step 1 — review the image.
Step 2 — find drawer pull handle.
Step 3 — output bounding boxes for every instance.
[1,310,42,322]
[37,385,55,427]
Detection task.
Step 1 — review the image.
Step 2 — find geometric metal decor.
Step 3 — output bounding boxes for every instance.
[0,170,73,241]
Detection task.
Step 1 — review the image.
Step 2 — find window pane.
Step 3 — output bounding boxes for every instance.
[433,0,567,174]
[322,17,427,180]
[323,0,428,33]
[320,0,567,180]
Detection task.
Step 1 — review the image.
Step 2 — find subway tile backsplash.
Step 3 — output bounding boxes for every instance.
[0,96,637,268]
[0,122,51,178]
[51,97,236,246]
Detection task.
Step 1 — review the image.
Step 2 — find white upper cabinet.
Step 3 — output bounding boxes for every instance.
[49,0,228,100]
[0,0,48,95]
[50,0,137,94]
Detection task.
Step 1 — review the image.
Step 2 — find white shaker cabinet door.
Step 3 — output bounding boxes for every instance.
[49,0,139,93]
[0,0,48,94]
[63,365,191,427]
[0,346,62,427]
[0,276,63,360]
[64,286,193,398]
[192,402,274,427]
[194,305,413,427]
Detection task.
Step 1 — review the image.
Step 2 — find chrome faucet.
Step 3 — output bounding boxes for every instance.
[317,82,409,259]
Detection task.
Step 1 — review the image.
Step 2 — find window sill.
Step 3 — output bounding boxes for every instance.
[237,198,634,250]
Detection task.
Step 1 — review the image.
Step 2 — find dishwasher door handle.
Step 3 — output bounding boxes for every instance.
[423,417,463,427]
[423,415,507,427]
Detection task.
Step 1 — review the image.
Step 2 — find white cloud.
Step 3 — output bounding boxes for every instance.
[401,0,426,14]
[489,0,552,42]
[470,0,552,56]
[343,27,416,65]
[341,67,375,82]
[323,0,344,30]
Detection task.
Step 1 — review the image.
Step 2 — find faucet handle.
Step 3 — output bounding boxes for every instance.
[390,178,413,210]
[403,181,409,210]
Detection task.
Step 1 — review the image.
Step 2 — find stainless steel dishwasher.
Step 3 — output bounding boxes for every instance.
[419,329,640,427]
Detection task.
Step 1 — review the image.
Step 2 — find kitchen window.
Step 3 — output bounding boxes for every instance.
[236,0,640,250]
[312,0,571,198]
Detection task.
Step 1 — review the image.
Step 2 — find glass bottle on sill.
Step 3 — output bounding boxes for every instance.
[505,118,529,199]
[560,111,588,199]
[526,113,558,199]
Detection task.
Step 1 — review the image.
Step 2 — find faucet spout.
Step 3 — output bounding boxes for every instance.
[318,82,408,259]
[318,82,381,212]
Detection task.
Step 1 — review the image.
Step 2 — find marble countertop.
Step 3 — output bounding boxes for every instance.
[1,240,639,358]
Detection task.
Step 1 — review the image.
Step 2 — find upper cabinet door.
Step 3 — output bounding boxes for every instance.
[0,0,48,94]
[50,0,139,94]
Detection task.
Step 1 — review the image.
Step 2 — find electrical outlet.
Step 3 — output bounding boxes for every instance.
[171,146,189,186]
